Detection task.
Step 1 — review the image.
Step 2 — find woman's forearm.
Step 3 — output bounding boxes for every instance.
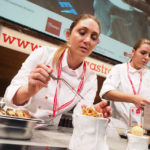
[12,85,33,106]
[102,90,135,104]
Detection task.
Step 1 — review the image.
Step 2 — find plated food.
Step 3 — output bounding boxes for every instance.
[0,108,38,140]
[0,99,42,140]
[0,108,33,119]
[82,107,103,118]
[131,125,144,136]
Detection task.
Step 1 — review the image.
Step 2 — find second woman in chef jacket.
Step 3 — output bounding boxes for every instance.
[100,38,150,129]
[4,14,111,126]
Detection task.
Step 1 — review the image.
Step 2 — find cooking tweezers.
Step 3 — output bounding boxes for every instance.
[49,73,84,100]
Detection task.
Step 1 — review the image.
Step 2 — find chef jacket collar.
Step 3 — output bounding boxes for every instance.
[61,48,84,78]
[128,62,145,73]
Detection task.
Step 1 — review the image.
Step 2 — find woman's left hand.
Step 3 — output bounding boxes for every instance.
[94,101,112,118]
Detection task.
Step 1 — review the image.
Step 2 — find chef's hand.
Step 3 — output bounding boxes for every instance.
[93,101,112,118]
[28,64,53,95]
[133,95,150,110]
[13,64,53,106]
[82,101,112,118]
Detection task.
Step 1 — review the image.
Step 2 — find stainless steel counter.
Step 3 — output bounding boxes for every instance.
[0,126,72,148]
[0,126,128,150]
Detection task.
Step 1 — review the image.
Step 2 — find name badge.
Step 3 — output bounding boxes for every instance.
[129,107,142,127]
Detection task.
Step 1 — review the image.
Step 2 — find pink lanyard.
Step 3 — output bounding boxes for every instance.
[52,51,86,117]
[127,62,142,95]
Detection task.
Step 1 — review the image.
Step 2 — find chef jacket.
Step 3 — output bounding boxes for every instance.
[100,62,150,129]
[4,46,97,126]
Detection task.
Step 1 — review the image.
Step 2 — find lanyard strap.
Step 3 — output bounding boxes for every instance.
[127,62,142,95]
[52,51,86,117]
[57,62,86,111]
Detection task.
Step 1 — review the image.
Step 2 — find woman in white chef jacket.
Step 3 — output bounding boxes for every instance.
[100,38,150,129]
[4,14,111,126]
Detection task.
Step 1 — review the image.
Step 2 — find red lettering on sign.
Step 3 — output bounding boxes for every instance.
[30,43,42,51]
[2,33,41,51]
[85,60,111,76]
[2,33,16,44]
[17,38,30,48]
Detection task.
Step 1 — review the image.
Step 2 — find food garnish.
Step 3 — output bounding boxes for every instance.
[0,108,33,119]
[82,107,103,118]
[131,125,144,136]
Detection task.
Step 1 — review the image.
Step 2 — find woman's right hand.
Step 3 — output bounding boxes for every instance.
[133,95,150,110]
[13,64,53,106]
[28,64,53,95]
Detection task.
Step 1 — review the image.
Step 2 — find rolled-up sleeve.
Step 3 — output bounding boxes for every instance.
[4,46,55,107]
[100,64,121,99]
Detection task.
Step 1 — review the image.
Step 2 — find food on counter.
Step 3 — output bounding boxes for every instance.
[6,108,16,116]
[131,125,144,136]
[0,108,33,119]
[16,110,32,118]
[82,107,103,118]
[0,109,6,115]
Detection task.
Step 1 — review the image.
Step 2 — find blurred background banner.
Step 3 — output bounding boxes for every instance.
[28,0,94,20]
[0,0,150,64]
